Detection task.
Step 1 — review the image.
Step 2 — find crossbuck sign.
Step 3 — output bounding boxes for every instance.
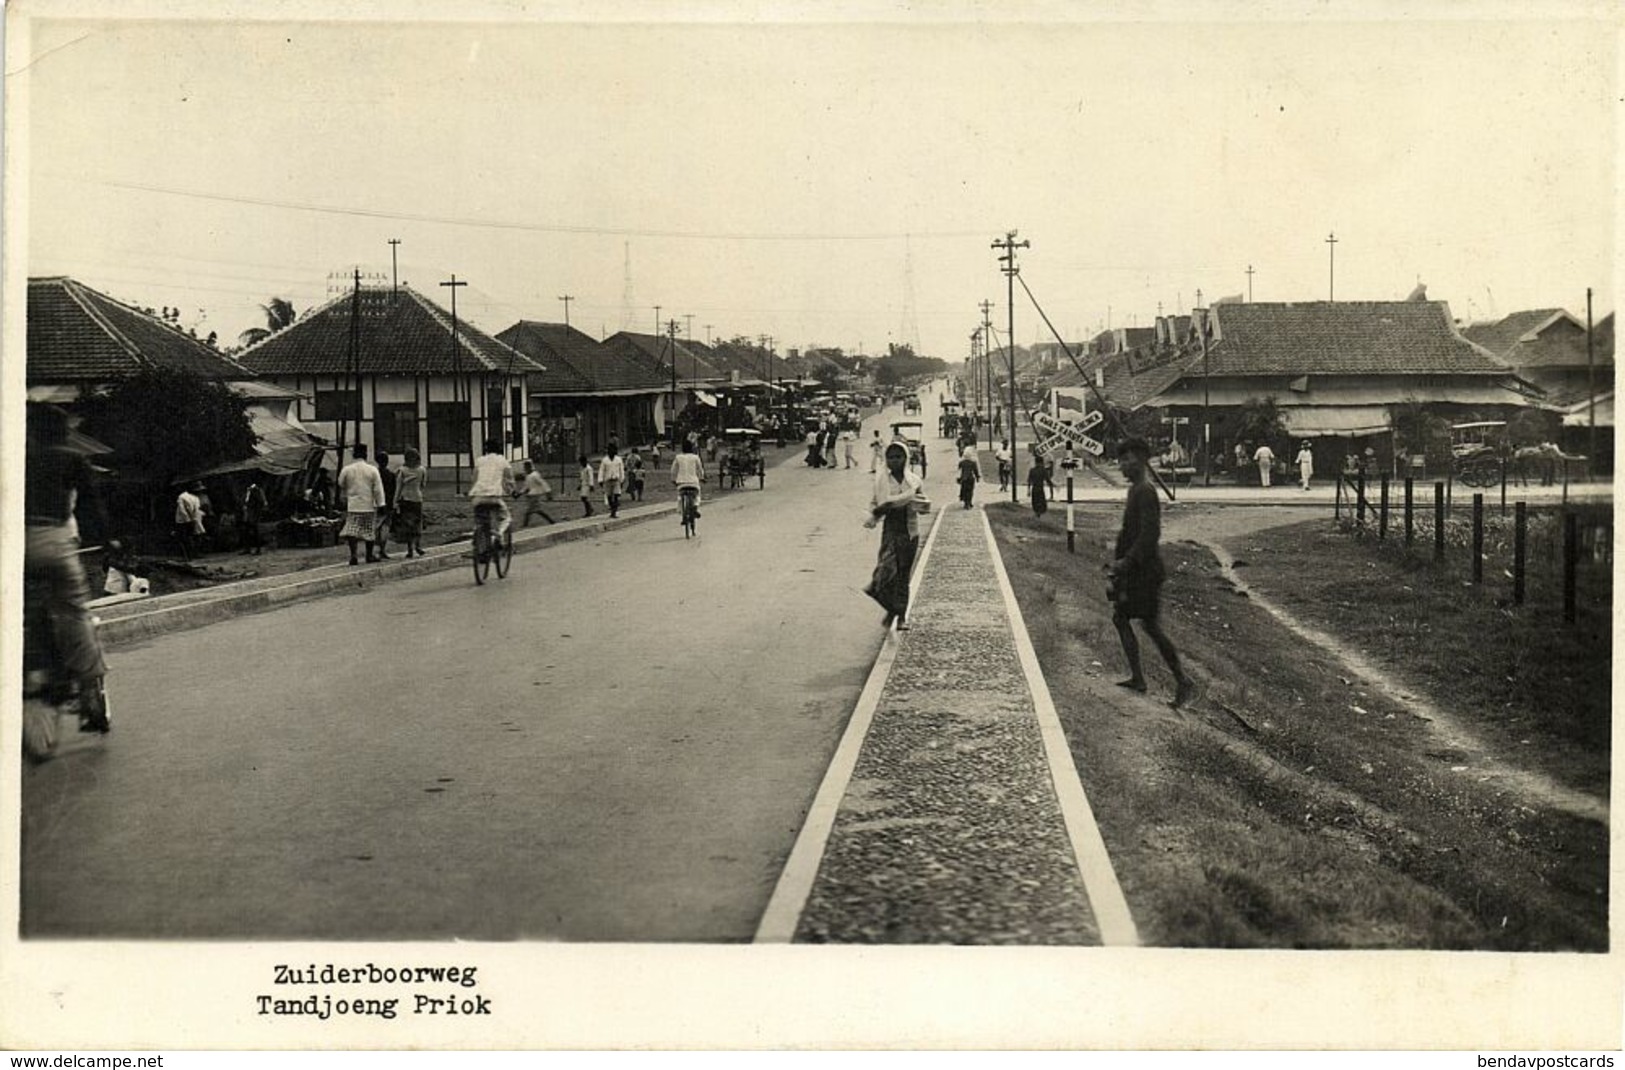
[1031,408,1104,457]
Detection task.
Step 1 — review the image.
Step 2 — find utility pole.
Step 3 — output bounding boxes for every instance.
[441,273,468,494]
[992,232,1027,503]
[388,239,401,302]
[684,313,694,342]
[338,268,361,459]
[980,299,995,453]
[1246,264,1255,303]
[558,294,574,328]
[667,318,681,446]
[1197,296,1212,486]
[1326,232,1338,301]
[1587,287,1596,480]
[704,323,714,347]
[653,305,662,340]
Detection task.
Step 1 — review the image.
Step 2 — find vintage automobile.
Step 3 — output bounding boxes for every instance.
[901,394,922,416]
[719,427,766,489]
[889,420,928,477]
[939,399,962,438]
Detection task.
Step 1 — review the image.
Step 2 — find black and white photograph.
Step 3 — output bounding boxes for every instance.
[3,0,1618,1052]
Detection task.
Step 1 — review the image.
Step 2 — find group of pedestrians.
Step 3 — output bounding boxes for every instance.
[336,442,431,564]
[805,423,856,469]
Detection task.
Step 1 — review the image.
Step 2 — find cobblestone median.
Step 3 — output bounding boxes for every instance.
[794,506,1100,944]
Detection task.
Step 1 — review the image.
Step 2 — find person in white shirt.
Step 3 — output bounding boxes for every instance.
[1295,442,1315,491]
[670,439,706,524]
[868,429,884,473]
[995,439,1012,491]
[173,484,204,561]
[1253,442,1276,488]
[841,428,857,469]
[577,455,595,517]
[468,438,516,537]
[863,441,927,631]
[597,444,627,518]
[520,460,556,527]
[337,443,387,564]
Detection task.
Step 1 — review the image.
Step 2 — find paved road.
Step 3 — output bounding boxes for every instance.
[21,389,964,940]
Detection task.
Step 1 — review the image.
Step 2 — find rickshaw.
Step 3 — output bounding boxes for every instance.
[889,420,927,477]
[1451,421,1507,487]
[902,394,922,416]
[720,427,766,489]
[939,399,962,438]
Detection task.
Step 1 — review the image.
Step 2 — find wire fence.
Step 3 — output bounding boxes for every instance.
[1333,474,1611,623]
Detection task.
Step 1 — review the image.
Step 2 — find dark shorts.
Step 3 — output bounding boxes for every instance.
[1112,575,1163,623]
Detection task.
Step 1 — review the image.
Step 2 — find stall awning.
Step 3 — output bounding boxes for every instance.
[1282,406,1392,436]
[1563,394,1613,428]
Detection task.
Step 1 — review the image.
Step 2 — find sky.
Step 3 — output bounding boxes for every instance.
[14,2,1620,361]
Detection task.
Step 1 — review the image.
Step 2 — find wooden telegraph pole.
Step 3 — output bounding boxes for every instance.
[440,274,468,494]
[993,233,1028,503]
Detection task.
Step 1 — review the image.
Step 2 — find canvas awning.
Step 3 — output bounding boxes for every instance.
[1563,394,1613,428]
[693,390,718,407]
[1282,406,1392,436]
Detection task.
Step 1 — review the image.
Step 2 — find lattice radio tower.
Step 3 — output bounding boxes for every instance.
[898,233,921,354]
[619,241,637,332]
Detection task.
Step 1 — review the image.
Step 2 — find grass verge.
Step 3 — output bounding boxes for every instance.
[987,500,1607,950]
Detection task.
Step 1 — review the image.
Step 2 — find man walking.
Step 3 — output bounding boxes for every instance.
[337,443,387,565]
[1253,441,1276,488]
[1295,442,1315,491]
[995,439,1012,491]
[1108,438,1193,708]
[597,443,626,519]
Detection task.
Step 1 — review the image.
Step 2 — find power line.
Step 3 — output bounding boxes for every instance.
[58,174,988,243]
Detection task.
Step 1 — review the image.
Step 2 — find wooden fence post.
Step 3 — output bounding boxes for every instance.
[1434,481,1445,562]
[1514,501,1527,605]
[1379,476,1389,540]
[1404,478,1414,547]
[1564,512,1578,623]
[1500,456,1508,517]
[1472,493,1483,584]
[1356,472,1367,526]
[1066,474,1075,554]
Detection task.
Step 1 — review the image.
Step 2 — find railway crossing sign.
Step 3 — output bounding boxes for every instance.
[1032,408,1104,457]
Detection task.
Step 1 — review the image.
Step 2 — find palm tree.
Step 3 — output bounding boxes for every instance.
[236,297,299,349]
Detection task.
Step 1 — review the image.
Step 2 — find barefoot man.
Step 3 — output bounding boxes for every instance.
[1109,437,1193,708]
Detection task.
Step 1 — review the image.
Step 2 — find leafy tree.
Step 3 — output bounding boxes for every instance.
[1392,398,1452,467]
[1234,395,1288,452]
[237,296,299,348]
[78,367,257,489]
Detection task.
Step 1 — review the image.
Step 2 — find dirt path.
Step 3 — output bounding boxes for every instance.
[1165,505,1608,826]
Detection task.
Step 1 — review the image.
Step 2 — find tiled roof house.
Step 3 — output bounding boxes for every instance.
[496,321,666,456]
[28,276,259,391]
[1463,308,1614,413]
[1142,301,1537,437]
[237,284,542,470]
[27,276,321,479]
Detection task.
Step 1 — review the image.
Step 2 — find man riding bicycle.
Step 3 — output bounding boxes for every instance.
[670,439,706,525]
[469,438,516,537]
[24,403,112,734]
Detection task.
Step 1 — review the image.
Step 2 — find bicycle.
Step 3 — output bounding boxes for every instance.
[471,503,513,584]
[679,486,699,539]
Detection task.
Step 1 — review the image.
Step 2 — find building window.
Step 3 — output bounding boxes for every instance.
[314,389,361,421]
[428,401,469,455]
[374,402,418,455]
